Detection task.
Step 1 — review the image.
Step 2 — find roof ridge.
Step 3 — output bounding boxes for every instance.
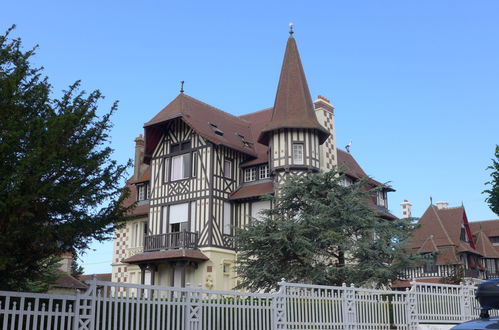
[183,94,251,127]
[239,107,273,118]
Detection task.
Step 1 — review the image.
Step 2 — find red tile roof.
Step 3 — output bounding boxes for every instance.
[121,181,149,218]
[258,37,329,145]
[239,108,272,166]
[230,182,274,200]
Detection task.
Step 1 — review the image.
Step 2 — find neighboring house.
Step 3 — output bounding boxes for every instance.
[48,252,88,295]
[112,31,395,290]
[397,202,499,287]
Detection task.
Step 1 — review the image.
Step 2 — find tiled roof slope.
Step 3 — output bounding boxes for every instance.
[408,205,481,264]
[239,108,272,166]
[144,93,257,163]
[258,36,329,145]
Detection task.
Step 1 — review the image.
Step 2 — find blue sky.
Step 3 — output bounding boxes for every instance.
[2,1,498,274]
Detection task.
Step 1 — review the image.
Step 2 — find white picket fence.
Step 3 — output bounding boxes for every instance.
[0,279,489,330]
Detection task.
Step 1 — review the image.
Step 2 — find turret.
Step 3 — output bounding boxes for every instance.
[258,27,329,187]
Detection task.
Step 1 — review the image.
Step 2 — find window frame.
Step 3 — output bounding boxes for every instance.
[170,153,191,181]
[224,159,233,179]
[259,165,269,179]
[292,142,304,165]
[244,167,257,182]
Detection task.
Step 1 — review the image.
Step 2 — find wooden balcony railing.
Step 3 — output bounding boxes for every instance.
[144,231,198,252]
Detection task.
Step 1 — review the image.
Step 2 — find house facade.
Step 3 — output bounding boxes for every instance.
[111,32,395,290]
[399,202,499,286]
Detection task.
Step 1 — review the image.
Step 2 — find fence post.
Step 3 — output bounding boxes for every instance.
[405,280,418,330]
[341,283,357,329]
[459,281,473,322]
[273,279,287,330]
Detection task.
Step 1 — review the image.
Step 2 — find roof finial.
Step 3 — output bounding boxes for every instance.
[289,22,294,36]
[180,80,184,93]
[430,196,433,204]
[345,140,352,153]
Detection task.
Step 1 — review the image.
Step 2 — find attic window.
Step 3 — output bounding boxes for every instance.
[209,122,224,136]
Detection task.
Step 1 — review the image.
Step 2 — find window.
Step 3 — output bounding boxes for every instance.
[376,191,387,208]
[422,253,437,273]
[224,159,232,179]
[171,153,191,181]
[251,200,271,221]
[259,165,269,179]
[137,184,149,201]
[132,221,147,247]
[292,143,304,165]
[223,202,231,235]
[223,263,231,274]
[460,227,467,242]
[169,203,189,233]
[244,167,257,182]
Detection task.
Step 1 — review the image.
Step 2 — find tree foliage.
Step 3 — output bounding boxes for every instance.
[484,145,499,216]
[235,170,419,292]
[0,26,132,291]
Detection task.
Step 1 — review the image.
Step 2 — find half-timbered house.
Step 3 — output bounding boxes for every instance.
[111,31,395,290]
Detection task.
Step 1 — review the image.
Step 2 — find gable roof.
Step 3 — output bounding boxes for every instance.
[258,36,329,145]
[409,205,479,262]
[239,108,273,166]
[474,230,499,258]
[143,93,257,163]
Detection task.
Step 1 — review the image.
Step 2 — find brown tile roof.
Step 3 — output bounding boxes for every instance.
[80,273,112,282]
[53,273,88,290]
[230,182,274,200]
[392,278,444,288]
[144,94,257,163]
[239,108,272,166]
[123,250,209,264]
[473,230,499,258]
[470,220,499,238]
[408,205,479,264]
[130,167,151,184]
[337,149,394,191]
[258,36,329,146]
[121,181,149,218]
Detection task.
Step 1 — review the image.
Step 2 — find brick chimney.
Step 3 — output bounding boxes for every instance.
[134,134,145,179]
[400,200,412,218]
[58,252,73,274]
[436,201,449,210]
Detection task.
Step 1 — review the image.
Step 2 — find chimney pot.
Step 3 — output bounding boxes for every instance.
[436,201,449,210]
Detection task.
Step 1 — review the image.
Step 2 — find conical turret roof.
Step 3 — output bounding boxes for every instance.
[258,34,330,145]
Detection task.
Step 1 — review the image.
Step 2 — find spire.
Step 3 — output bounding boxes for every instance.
[258,29,329,145]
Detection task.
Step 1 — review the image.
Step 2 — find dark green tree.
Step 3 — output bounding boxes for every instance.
[235,170,419,292]
[0,26,132,291]
[484,145,499,216]
[71,257,84,279]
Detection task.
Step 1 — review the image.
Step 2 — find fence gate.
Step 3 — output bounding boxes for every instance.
[73,282,96,330]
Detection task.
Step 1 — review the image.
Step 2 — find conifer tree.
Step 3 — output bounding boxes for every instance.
[0,26,132,291]
[235,170,418,292]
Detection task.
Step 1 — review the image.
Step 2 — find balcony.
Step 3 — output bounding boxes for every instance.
[144,231,198,252]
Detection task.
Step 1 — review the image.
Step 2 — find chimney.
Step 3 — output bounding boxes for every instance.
[134,134,145,179]
[314,95,334,113]
[400,199,412,218]
[436,201,449,210]
[58,252,73,275]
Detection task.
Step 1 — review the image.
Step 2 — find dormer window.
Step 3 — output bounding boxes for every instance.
[376,190,387,208]
[137,183,149,201]
[460,227,467,242]
[209,122,224,136]
[259,165,269,179]
[244,167,257,182]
